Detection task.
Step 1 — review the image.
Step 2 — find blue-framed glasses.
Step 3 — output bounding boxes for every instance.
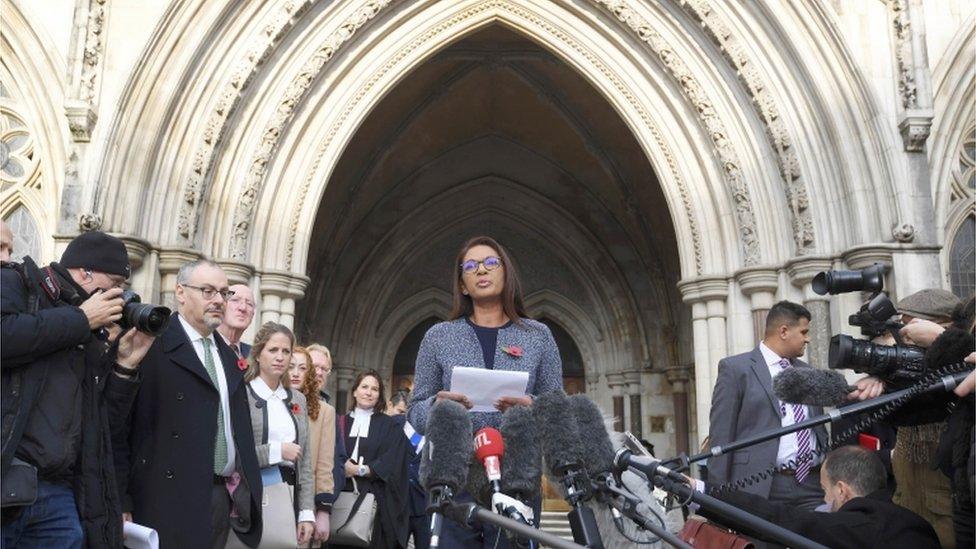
[460,256,502,274]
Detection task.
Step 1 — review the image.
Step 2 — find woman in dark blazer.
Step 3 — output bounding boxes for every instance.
[333,370,409,549]
[240,322,315,546]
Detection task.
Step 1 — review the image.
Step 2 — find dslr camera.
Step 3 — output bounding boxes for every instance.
[813,264,927,382]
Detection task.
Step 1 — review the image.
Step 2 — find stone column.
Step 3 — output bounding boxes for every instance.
[677,276,729,441]
[157,248,201,311]
[734,266,780,345]
[606,373,626,432]
[118,235,153,300]
[334,364,357,415]
[624,371,642,438]
[786,256,834,369]
[666,367,692,455]
[259,270,309,330]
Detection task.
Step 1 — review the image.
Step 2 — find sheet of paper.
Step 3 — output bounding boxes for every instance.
[123,521,159,549]
[450,367,529,412]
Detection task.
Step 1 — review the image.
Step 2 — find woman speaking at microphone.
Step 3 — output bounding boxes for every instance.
[408,235,564,548]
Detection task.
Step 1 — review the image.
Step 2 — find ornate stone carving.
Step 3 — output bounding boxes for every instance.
[230,0,392,259]
[678,0,815,255]
[887,0,918,110]
[178,0,317,243]
[289,1,706,273]
[65,0,107,142]
[593,0,761,265]
[892,222,916,242]
[898,113,932,152]
[78,212,103,231]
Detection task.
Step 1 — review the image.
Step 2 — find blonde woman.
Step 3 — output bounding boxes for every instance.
[240,323,314,546]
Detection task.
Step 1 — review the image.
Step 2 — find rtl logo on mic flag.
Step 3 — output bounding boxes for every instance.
[474,427,505,482]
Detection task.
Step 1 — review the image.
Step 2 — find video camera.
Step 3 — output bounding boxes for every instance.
[813,264,927,381]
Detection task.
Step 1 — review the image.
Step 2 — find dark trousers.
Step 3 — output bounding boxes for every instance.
[768,467,825,511]
[409,513,431,549]
[211,482,232,548]
[1,480,83,549]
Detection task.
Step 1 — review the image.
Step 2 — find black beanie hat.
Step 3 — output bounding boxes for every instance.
[60,231,131,279]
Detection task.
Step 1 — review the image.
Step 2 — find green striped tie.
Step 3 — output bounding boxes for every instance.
[201,338,228,474]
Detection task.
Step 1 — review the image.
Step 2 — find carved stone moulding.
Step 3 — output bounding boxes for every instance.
[898,110,933,153]
[216,260,255,286]
[65,101,97,142]
[783,254,833,288]
[842,245,894,271]
[116,235,152,270]
[677,275,729,304]
[733,265,780,297]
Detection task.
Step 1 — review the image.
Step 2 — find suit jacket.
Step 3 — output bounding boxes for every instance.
[707,347,829,497]
[709,489,940,549]
[244,382,314,515]
[115,313,263,548]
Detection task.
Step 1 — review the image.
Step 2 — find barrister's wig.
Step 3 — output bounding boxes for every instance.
[449,235,528,325]
[245,322,295,385]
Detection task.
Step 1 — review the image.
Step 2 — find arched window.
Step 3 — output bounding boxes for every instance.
[949,215,975,298]
[3,204,40,262]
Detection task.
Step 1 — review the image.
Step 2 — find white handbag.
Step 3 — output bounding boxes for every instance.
[329,477,377,547]
[226,472,296,549]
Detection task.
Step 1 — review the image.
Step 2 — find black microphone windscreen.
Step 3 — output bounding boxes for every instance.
[499,404,541,500]
[532,390,584,477]
[568,394,615,477]
[773,367,853,407]
[464,461,492,507]
[420,399,473,492]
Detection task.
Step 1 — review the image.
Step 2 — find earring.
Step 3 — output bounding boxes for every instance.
[462,290,469,295]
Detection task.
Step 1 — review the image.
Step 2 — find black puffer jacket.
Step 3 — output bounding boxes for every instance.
[1,260,140,548]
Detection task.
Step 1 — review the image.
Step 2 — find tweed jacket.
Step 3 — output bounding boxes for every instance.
[407,317,563,434]
[244,380,314,517]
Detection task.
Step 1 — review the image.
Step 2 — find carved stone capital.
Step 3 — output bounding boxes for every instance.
[605,372,627,389]
[77,212,102,232]
[784,255,834,287]
[842,245,894,271]
[216,260,255,286]
[157,248,202,275]
[258,269,310,300]
[64,101,98,142]
[665,366,692,388]
[677,276,729,305]
[734,266,780,297]
[116,235,152,270]
[898,111,933,152]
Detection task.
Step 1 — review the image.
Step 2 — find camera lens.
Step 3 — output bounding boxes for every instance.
[812,264,886,295]
[118,291,171,336]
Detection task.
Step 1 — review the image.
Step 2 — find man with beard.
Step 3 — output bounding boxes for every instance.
[115,260,263,548]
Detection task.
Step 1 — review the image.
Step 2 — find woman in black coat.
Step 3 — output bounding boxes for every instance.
[333,370,409,549]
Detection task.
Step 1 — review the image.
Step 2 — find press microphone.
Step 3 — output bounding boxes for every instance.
[475,425,537,548]
[421,400,473,548]
[568,394,615,480]
[774,367,855,406]
[534,391,604,549]
[499,404,542,502]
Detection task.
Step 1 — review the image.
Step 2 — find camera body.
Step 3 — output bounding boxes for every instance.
[118,289,171,336]
[815,264,928,382]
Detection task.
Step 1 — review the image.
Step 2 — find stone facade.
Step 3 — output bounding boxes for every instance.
[2,0,973,457]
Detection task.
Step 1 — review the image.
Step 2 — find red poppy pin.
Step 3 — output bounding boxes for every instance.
[236,358,248,371]
[291,403,302,415]
[502,345,523,358]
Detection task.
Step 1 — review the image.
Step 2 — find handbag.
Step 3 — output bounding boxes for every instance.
[679,516,755,549]
[330,414,378,547]
[226,470,296,549]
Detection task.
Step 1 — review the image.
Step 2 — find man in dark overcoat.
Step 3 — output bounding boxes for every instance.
[115,259,262,548]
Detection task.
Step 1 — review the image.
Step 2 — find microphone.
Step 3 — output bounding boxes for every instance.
[421,400,473,548]
[534,391,604,549]
[475,425,537,549]
[568,394,615,480]
[773,367,854,406]
[499,404,542,502]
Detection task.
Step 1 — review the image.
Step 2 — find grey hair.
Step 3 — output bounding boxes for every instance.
[176,258,221,286]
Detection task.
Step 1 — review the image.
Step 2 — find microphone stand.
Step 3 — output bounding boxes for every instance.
[663,369,972,470]
[429,496,587,549]
[594,478,692,549]
[559,467,604,548]
[622,457,829,549]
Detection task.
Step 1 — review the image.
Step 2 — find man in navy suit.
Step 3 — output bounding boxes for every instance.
[217,283,255,360]
[116,260,262,547]
[707,300,829,510]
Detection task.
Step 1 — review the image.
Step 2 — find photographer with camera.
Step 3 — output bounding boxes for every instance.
[1,231,158,548]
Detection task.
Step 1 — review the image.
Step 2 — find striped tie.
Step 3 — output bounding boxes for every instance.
[201,338,229,474]
[779,359,813,483]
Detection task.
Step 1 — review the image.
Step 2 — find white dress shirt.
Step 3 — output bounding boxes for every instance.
[177,315,237,477]
[759,341,813,467]
[249,377,315,522]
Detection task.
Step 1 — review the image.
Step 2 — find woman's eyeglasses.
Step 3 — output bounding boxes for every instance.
[460,256,502,274]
